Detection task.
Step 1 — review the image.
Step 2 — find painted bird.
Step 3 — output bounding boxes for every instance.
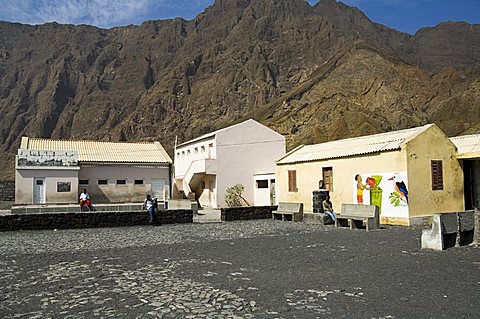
[389,173,409,203]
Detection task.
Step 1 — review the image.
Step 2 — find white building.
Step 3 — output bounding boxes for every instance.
[16,137,172,205]
[174,119,285,208]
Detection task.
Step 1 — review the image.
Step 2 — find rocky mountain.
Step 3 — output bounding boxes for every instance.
[1,0,479,179]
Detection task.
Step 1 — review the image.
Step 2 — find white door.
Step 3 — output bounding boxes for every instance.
[34,178,45,204]
[209,181,215,207]
[151,179,165,201]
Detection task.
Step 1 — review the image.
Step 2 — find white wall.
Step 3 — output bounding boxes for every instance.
[16,168,79,204]
[174,137,216,178]
[254,173,277,206]
[215,120,285,207]
[173,120,286,207]
[78,165,170,203]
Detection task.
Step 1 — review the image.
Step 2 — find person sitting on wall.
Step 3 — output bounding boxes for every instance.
[322,195,336,224]
[143,194,156,224]
[79,189,93,211]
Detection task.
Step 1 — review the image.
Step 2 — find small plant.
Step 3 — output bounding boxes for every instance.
[225,184,250,207]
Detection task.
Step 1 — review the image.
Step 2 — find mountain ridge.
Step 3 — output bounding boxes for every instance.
[0,0,479,179]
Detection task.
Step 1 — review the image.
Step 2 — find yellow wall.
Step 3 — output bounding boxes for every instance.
[276,125,466,226]
[405,126,464,217]
[276,150,407,214]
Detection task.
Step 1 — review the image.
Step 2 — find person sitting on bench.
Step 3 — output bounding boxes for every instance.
[322,195,336,222]
[79,189,93,211]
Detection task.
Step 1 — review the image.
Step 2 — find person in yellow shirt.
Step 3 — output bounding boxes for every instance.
[355,174,370,205]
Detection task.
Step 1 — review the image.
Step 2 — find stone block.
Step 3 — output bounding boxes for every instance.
[458,211,474,231]
[422,212,476,250]
[440,213,458,234]
[421,214,444,251]
[474,210,480,245]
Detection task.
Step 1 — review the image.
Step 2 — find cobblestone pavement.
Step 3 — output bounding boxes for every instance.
[1,220,479,318]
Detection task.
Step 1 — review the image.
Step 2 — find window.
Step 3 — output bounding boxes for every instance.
[79,179,89,185]
[194,147,198,154]
[98,179,108,185]
[187,150,191,155]
[322,167,333,191]
[288,170,298,192]
[201,146,205,153]
[177,152,180,157]
[134,179,144,185]
[116,179,127,185]
[256,180,268,189]
[182,151,185,157]
[431,160,444,190]
[57,182,71,192]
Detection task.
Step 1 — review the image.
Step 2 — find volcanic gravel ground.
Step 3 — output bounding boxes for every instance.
[0,220,479,318]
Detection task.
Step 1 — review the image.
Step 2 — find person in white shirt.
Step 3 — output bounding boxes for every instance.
[79,189,92,211]
[143,194,155,224]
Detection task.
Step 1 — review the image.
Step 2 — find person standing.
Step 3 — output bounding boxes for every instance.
[143,194,155,224]
[355,174,370,205]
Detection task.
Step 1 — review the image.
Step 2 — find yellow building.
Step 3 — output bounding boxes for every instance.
[450,134,480,210]
[276,124,465,226]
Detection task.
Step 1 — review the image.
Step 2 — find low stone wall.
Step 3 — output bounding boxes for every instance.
[0,181,14,201]
[0,209,193,231]
[221,206,277,222]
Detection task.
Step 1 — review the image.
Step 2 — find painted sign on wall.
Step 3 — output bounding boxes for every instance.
[16,149,78,167]
[353,172,409,218]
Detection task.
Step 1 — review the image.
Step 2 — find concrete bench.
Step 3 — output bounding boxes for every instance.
[335,204,380,231]
[167,199,198,214]
[272,202,303,222]
[421,211,475,251]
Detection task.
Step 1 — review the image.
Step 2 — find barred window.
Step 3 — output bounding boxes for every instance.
[431,160,443,190]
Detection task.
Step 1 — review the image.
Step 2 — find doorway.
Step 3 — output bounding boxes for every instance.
[463,160,479,210]
[270,179,276,206]
[151,179,165,201]
[208,181,215,207]
[33,178,45,204]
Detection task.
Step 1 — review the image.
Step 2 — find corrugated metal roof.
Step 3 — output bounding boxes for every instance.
[450,134,480,158]
[277,124,434,164]
[22,137,172,164]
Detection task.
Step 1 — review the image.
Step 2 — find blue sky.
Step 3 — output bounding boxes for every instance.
[0,0,478,35]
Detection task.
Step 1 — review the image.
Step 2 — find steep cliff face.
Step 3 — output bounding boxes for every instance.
[0,0,479,179]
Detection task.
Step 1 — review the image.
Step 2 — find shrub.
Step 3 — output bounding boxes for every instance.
[225,184,250,207]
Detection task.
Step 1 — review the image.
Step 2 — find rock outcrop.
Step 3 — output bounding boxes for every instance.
[0,0,479,179]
